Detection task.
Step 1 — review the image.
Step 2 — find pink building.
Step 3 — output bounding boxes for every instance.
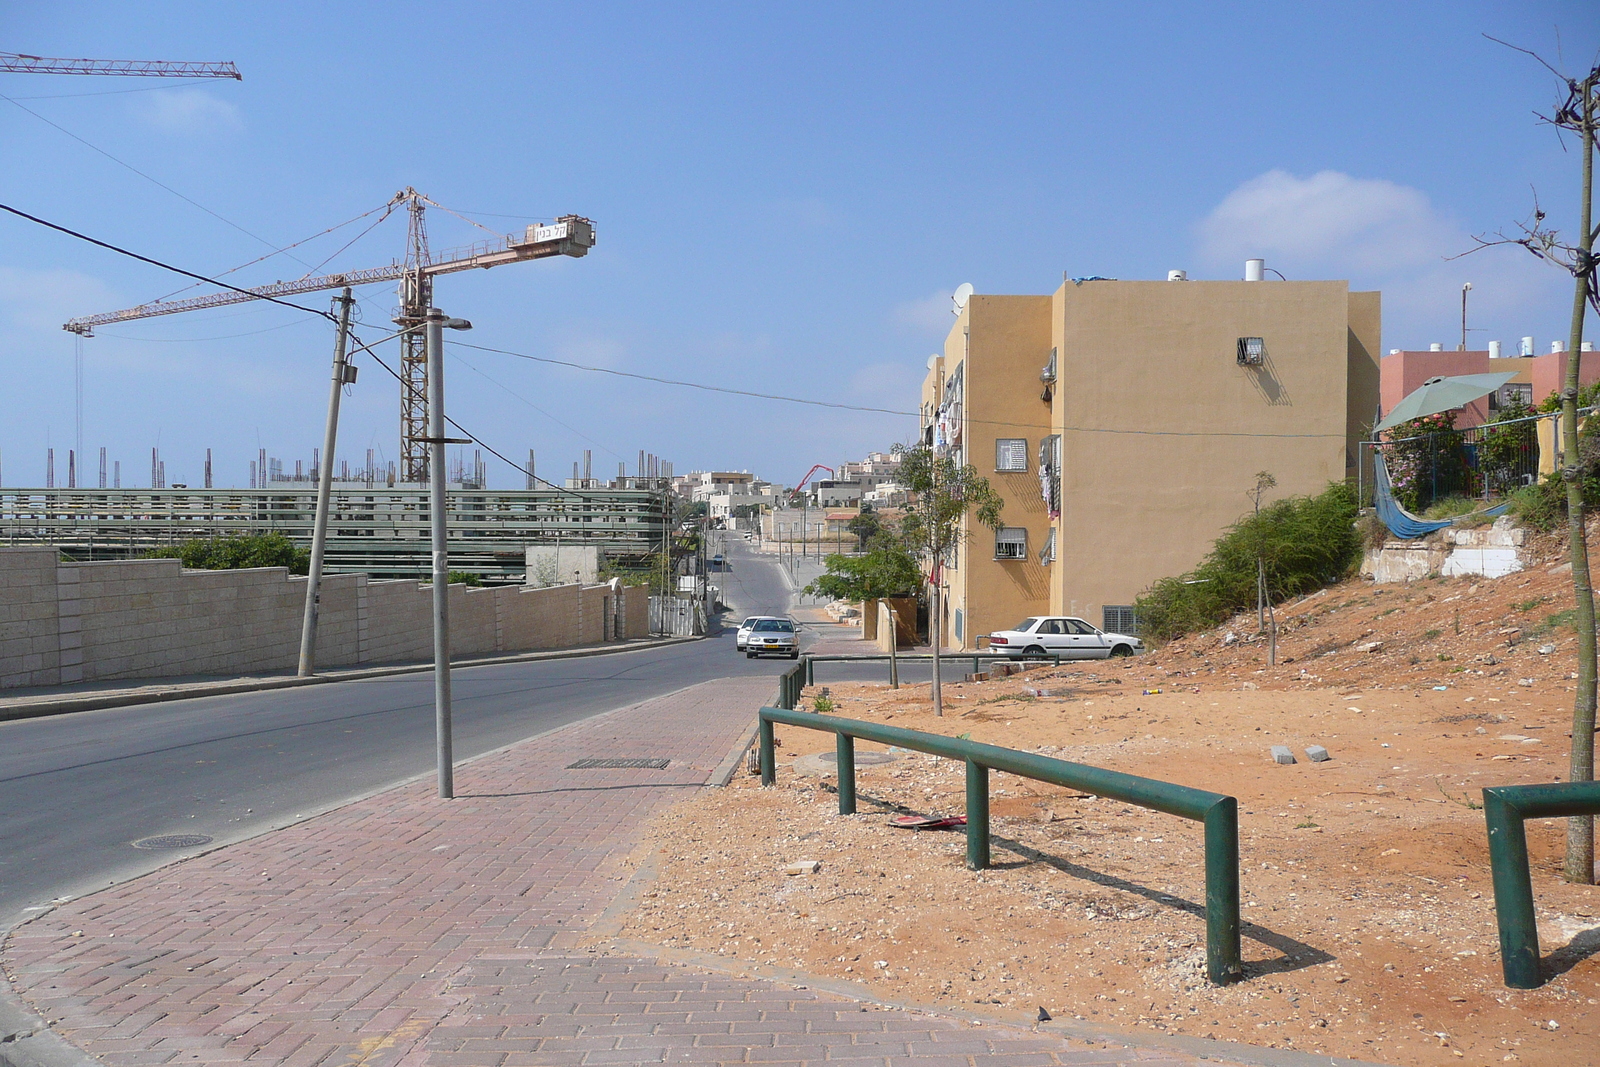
[1379,349,1600,430]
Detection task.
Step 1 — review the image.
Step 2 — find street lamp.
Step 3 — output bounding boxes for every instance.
[426,307,472,800]
[1460,282,1473,351]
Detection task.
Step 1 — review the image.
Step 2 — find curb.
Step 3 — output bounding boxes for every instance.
[0,636,702,723]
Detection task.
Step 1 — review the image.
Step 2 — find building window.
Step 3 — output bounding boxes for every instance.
[995,527,1028,560]
[1103,605,1139,635]
[1038,528,1056,565]
[954,608,964,642]
[1237,337,1265,366]
[995,438,1028,472]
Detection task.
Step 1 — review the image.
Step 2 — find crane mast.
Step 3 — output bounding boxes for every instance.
[63,191,595,482]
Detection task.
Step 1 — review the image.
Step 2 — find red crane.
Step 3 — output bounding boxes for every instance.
[787,464,834,505]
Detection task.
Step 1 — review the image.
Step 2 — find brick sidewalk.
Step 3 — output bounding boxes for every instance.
[3,677,1242,1067]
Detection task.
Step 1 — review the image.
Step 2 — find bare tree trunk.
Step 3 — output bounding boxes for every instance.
[930,568,943,717]
[1565,73,1598,885]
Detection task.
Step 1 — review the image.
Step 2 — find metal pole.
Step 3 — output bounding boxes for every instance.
[426,307,454,800]
[965,759,989,869]
[297,289,354,677]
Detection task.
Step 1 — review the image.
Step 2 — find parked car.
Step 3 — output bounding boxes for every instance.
[735,616,777,651]
[710,553,726,569]
[745,618,800,659]
[986,616,1143,659]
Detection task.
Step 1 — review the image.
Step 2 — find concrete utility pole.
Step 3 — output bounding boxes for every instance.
[426,307,472,799]
[297,289,355,677]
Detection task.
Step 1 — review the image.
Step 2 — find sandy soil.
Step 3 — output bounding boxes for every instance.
[606,546,1600,1066]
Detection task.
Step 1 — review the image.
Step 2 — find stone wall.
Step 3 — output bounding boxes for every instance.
[0,548,655,690]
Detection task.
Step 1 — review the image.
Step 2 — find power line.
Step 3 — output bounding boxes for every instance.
[0,92,301,259]
[355,337,660,502]
[0,201,335,322]
[457,340,1348,440]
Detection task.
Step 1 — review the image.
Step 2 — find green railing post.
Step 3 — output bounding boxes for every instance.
[1203,797,1243,985]
[805,657,814,686]
[836,733,856,815]
[759,716,776,787]
[1484,788,1540,988]
[966,759,990,870]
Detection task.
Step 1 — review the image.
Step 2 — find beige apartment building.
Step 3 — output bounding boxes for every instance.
[922,272,1380,649]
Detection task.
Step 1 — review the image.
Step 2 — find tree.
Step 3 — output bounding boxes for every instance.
[892,443,1004,716]
[846,507,884,551]
[803,524,921,602]
[1463,45,1599,883]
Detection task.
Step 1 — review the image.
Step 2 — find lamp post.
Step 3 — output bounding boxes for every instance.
[1460,282,1473,351]
[425,307,472,800]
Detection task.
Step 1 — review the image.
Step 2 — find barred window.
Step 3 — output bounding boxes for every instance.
[1103,605,1139,635]
[996,438,1028,472]
[995,527,1028,560]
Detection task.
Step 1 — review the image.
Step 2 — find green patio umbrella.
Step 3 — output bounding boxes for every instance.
[1373,372,1519,434]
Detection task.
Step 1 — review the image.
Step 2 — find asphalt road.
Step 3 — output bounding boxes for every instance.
[0,536,798,927]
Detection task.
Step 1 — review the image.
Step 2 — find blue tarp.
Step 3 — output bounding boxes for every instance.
[1372,451,1457,539]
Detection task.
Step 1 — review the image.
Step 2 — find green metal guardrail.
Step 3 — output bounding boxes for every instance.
[802,652,1066,686]
[775,662,806,710]
[1483,781,1600,988]
[756,705,1242,985]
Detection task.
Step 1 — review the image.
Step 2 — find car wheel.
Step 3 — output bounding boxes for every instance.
[1024,645,1046,657]
[746,651,756,659]
[789,651,799,659]
[1109,644,1133,657]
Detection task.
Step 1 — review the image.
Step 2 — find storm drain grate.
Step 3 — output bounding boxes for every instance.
[566,757,671,770]
[132,834,213,850]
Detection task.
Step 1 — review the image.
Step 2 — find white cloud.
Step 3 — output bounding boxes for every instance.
[891,289,956,334]
[134,89,242,135]
[1194,169,1576,351]
[0,266,121,334]
[1196,169,1458,272]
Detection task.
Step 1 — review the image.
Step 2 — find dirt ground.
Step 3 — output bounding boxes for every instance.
[606,542,1600,1066]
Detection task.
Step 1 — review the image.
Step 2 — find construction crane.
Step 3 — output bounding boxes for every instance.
[65,189,595,482]
[788,464,835,505]
[0,51,240,79]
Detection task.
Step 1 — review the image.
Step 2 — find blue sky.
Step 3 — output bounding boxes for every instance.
[2,1,1597,488]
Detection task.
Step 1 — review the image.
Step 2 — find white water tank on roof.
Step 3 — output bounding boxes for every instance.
[1244,259,1264,282]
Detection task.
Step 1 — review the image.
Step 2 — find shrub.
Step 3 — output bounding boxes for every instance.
[1133,482,1360,643]
[144,532,309,574]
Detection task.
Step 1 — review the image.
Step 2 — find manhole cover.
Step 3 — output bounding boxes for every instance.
[820,752,897,765]
[132,834,213,850]
[567,758,671,770]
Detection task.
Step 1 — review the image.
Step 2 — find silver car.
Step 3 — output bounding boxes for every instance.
[745,618,799,659]
[735,616,778,651]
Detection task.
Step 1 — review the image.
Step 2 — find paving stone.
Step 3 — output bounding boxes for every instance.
[1,675,1249,1067]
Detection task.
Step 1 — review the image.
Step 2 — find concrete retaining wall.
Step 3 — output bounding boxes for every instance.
[0,547,646,689]
[1361,516,1528,583]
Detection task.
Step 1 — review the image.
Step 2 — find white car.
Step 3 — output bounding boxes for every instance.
[986,616,1144,659]
[735,616,778,651]
[745,618,800,659]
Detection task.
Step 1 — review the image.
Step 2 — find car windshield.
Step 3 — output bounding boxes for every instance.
[752,620,794,632]
[1013,618,1039,632]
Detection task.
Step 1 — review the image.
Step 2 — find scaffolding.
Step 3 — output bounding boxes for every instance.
[0,487,671,581]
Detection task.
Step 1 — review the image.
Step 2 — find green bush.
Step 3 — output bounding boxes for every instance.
[144,532,309,574]
[1133,482,1360,643]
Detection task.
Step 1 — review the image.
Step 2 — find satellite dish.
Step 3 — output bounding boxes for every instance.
[926,354,940,370]
[952,283,974,312]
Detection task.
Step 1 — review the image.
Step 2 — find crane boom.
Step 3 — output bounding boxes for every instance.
[0,52,241,78]
[62,217,595,335]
